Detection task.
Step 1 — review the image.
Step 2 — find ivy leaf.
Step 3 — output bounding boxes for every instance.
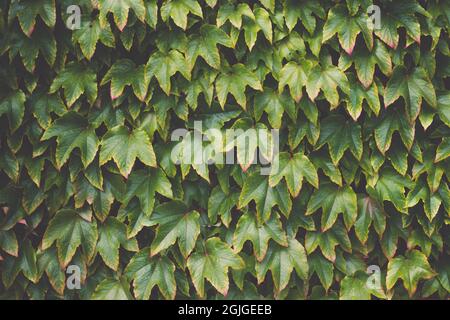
[207,186,239,227]
[385,66,437,122]
[149,201,200,258]
[387,250,436,297]
[369,168,412,213]
[49,62,98,107]
[306,182,357,232]
[98,0,146,31]
[19,239,39,284]
[374,109,415,154]
[73,18,115,60]
[316,115,363,164]
[375,1,429,48]
[346,77,380,120]
[187,237,244,297]
[323,5,372,54]
[41,209,98,268]
[238,172,292,223]
[406,178,442,222]
[306,57,349,107]
[101,59,148,101]
[278,61,313,102]
[355,195,386,244]
[8,0,56,36]
[125,249,176,300]
[186,24,233,69]
[269,152,318,197]
[233,211,288,261]
[161,0,203,30]
[254,88,296,128]
[30,92,66,129]
[340,271,386,300]
[216,3,254,29]
[123,168,172,217]
[216,63,263,109]
[10,27,56,72]
[305,222,351,262]
[243,7,272,50]
[41,111,100,168]
[0,90,26,132]
[92,278,133,300]
[146,49,191,95]
[99,125,157,178]
[309,253,334,291]
[339,41,392,88]
[97,217,138,271]
[283,0,325,34]
[256,237,308,294]
[37,247,66,295]
[0,229,18,257]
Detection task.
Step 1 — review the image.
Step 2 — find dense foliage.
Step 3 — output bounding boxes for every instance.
[0,0,449,300]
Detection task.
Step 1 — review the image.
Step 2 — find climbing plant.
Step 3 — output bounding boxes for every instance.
[0,0,449,300]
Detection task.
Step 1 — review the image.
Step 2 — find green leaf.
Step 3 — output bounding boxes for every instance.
[256,237,308,294]
[125,249,176,300]
[8,0,56,36]
[309,253,333,291]
[316,115,363,164]
[101,59,148,101]
[216,64,263,109]
[149,201,200,258]
[42,209,98,267]
[239,172,292,223]
[374,109,415,154]
[98,0,146,31]
[0,90,25,132]
[243,7,272,50]
[339,40,392,88]
[306,58,349,107]
[186,24,233,69]
[100,125,157,178]
[307,182,357,231]
[323,5,372,54]
[387,250,436,297]
[305,222,351,262]
[49,62,98,107]
[385,66,437,122]
[269,152,318,197]
[123,168,173,217]
[97,217,138,270]
[146,49,191,95]
[41,112,100,168]
[355,195,386,244]
[207,186,238,227]
[233,211,288,261]
[278,61,312,102]
[73,18,115,60]
[370,168,412,213]
[216,3,254,29]
[254,88,296,128]
[283,0,324,34]
[340,271,386,300]
[187,237,244,297]
[161,0,203,30]
[92,277,133,300]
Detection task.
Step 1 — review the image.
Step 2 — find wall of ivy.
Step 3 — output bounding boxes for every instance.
[0,0,449,300]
